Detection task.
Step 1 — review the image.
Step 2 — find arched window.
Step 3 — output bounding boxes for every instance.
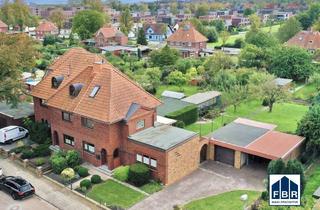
[113,148,119,158]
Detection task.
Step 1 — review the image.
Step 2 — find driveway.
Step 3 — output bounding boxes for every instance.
[130,160,266,210]
[0,157,101,210]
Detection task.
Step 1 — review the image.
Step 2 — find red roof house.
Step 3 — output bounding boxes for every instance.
[35,21,58,40]
[0,20,8,33]
[94,26,128,47]
[286,30,320,53]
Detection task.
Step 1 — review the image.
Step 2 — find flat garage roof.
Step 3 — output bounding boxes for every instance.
[208,118,304,160]
[129,124,197,151]
[0,102,34,119]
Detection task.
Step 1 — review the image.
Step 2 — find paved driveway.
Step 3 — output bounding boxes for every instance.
[130,160,266,210]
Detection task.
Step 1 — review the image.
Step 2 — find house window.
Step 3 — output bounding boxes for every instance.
[63,134,75,146]
[62,112,71,121]
[150,158,157,168]
[188,42,191,47]
[136,154,142,162]
[89,85,100,98]
[136,120,145,130]
[113,148,119,158]
[40,99,47,107]
[143,155,150,164]
[81,117,94,129]
[83,142,95,154]
[136,153,157,168]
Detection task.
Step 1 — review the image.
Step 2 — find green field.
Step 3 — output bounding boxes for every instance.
[87,179,145,208]
[184,190,260,210]
[293,83,317,101]
[185,100,308,136]
[208,24,280,47]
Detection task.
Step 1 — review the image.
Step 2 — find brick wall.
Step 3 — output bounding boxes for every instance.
[166,136,200,185]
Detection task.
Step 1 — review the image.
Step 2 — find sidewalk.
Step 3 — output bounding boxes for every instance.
[0,157,101,210]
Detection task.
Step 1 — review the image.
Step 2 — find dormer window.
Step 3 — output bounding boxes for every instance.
[89,85,100,98]
[69,83,83,97]
[51,75,64,88]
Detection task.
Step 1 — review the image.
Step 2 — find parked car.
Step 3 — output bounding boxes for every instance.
[0,176,35,200]
[0,126,29,144]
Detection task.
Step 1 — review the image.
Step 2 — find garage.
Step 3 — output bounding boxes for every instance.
[214,146,234,165]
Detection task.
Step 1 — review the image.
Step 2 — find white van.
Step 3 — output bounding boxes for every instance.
[0,126,29,144]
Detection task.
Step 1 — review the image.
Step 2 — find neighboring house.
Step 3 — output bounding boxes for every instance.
[231,16,250,27]
[274,11,292,21]
[143,23,173,42]
[205,118,305,168]
[31,48,204,185]
[35,21,58,40]
[94,26,128,47]
[0,20,8,33]
[167,23,208,58]
[286,31,320,53]
[0,102,34,128]
[181,91,221,115]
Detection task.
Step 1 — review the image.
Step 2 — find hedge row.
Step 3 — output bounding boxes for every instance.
[165,105,198,125]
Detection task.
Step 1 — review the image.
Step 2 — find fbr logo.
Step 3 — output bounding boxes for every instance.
[269,174,300,206]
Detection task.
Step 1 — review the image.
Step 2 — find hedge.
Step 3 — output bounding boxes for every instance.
[128,163,150,187]
[113,165,130,182]
[165,105,198,125]
[91,175,102,184]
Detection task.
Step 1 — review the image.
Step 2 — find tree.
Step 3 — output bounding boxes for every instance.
[0,33,38,106]
[195,4,209,17]
[120,8,133,36]
[220,30,230,50]
[137,28,147,45]
[310,73,320,91]
[277,17,302,43]
[210,20,224,32]
[85,0,104,12]
[260,80,287,112]
[245,30,278,48]
[239,44,271,69]
[223,83,249,112]
[0,0,37,30]
[170,2,178,15]
[49,8,66,34]
[206,27,218,43]
[72,10,105,40]
[268,46,314,81]
[149,45,180,67]
[249,14,261,32]
[167,70,187,89]
[204,51,234,76]
[243,8,254,17]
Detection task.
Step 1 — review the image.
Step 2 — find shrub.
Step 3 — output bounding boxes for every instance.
[50,154,68,174]
[33,144,51,157]
[35,157,46,166]
[21,150,35,159]
[113,166,130,182]
[91,175,102,184]
[165,105,198,126]
[175,121,185,128]
[261,191,268,201]
[9,145,30,154]
[80,179,91,189]
[262,98,269,106]
[128,163,150,187]
[66,150,81,168]
[61,168,75,180]
[77,166,89,177]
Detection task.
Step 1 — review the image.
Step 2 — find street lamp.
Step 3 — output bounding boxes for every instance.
[240,194,248,210]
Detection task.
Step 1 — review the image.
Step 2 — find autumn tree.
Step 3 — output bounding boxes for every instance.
[49,8,66,34]
[0,33,38,106]
[120,8,133,35]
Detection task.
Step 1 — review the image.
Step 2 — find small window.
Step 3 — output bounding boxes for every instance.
[143,156,150,164]
[81,117,94,129]
[89,85,100,98]
[40,99,47,107]
[113,148,119,158]
[63,134,75,146]
[62,112,71,121]
[150,158,157,168]
[136,154,142,162]
[83,142,95,154]
[136,120,145,130]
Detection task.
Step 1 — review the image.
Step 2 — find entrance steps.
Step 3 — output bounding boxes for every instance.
[96,165,113,176]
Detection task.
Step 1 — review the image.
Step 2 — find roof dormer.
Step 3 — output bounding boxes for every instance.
[69,83,83,97]
[51,75,64,88]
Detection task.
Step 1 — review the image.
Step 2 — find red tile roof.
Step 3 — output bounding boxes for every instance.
[31,48,161,123]
[286,30,320,50]
[95,26,125,38]
[167,23,208,43]
[0,20,7,28]
[36,21,58,32]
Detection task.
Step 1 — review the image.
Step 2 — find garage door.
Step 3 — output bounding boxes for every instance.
[215,146,235,166]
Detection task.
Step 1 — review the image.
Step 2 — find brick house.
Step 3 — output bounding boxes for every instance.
[0,20,8,33]
[167,23,208,57]
[31,48,203,185]
[94,26,128,47]
[286,30,320,53]
[35,21,58,40]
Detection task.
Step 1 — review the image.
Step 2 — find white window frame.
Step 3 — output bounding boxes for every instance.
[136,120,145,130]
[143,156,150,164]
[150,158,157,168]
[136,154,142,162]
[84,142,95,154]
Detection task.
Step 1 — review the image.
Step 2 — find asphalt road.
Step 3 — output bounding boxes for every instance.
[0,191,58,210]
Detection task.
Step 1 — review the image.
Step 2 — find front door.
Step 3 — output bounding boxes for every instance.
[101,149,107,165]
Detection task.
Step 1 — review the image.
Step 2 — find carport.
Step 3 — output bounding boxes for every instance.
[207,118,305,168]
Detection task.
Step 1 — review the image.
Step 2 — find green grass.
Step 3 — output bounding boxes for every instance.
[87,179,145,208]
[184,190,260,210]
[293,83,317,101]
[156,85,199,98]
[185,100,308,136]
[207,24,280,47]
[139,180,163,194]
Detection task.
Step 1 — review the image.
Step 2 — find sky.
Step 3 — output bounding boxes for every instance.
[26,0,154,5]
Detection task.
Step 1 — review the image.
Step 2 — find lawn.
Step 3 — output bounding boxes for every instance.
[156,85,199,98]
[293,83,317,101]
[207,24,280,48]
[184,190,260,210]
[185,100,308,136]
[139,180,163,194]
[87,179,145,208]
